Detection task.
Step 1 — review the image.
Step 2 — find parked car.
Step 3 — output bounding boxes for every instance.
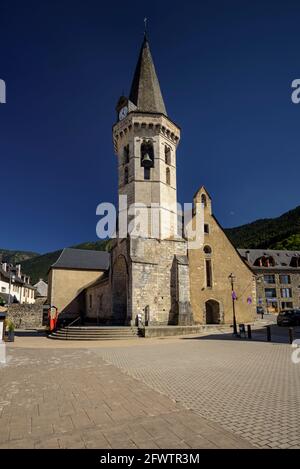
[292,309,300,326]
[277,309,300,326]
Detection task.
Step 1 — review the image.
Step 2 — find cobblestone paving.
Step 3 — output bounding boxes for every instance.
[95,334,300,449]
[0,346,251,449]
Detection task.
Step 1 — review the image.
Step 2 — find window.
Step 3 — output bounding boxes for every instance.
[89,295,92,309]
[290,257,300,268]
[205,259,212,288]
[165,146,171,165]
[124,166,129,185]
[144,167,150,180]
[204,224,209,234]
[265,288,277,299]
[264,274,275,284]
[123,145,129,164]
[201,194,207,207]
[280,275,291,284]
[204,245,212,255]
[254,256,275,267]
[166,167,170,185]
[281,288,292,298]
[99,294,103,310]
[282,302,293,309]
[1,287,6,293]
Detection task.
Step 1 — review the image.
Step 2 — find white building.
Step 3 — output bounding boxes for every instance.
[0,263,35,304]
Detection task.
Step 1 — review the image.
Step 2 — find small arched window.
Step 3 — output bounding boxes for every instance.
[165,146,171,165]
[123,145,129,164]
[166,167,171,185]
[201,194,207,207]
[124,166,129,185]
[204,245,212,255]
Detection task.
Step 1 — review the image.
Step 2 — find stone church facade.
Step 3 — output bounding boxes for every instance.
[82,35,256,327]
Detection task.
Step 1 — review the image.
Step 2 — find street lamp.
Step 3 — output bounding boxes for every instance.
[7,272,15,308]
[255,274,265,317]
[228,273,238,335]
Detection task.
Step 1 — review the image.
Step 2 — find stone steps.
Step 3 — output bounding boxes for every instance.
[48,326,140,341]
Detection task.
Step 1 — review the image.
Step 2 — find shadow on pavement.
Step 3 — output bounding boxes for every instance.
[181,325,300,345]
[15,330,47,337]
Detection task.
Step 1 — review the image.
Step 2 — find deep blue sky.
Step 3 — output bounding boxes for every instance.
[1,0,299,253]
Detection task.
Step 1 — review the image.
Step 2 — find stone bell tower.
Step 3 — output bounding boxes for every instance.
[110,34,193,327]
[113,35,180,239]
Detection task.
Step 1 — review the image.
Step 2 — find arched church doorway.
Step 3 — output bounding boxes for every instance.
[205,299,221,324]
[112,255,128,325]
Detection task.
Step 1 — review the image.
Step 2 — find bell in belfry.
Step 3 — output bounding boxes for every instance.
[141,153,153,168]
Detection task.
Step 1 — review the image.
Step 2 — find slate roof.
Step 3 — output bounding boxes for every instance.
[0,265,33,287]
[51,248,110,271]
[129,36,167,115]
[238,249,300,270]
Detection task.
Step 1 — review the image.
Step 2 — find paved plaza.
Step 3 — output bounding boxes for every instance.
[0,339,251,449]
[0,327,299,449]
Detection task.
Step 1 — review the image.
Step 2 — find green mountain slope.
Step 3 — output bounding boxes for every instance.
[225,206,300,250]
[0,249,39,264]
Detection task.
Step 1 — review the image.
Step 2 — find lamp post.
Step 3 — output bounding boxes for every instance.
[7,271,15,308]
[229,273,238,335]
[255,274,264,317]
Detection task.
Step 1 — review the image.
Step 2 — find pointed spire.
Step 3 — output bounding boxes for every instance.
[129,35,167,115]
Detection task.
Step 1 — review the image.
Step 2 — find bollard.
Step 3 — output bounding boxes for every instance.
[266,325,271,342]
[247,324,252,339]
[289,327,294,345]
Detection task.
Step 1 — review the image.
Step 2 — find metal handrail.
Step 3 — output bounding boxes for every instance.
[67,316,81,327]
[66,315,81,340]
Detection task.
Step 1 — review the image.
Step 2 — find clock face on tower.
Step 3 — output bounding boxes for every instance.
[119,106,128,121]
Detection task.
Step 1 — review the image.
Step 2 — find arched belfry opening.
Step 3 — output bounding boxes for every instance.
[205,299,221,324]
[112,255,128,325]
[141,140,154,167]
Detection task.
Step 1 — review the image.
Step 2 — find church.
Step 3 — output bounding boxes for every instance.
[48,34,256,332]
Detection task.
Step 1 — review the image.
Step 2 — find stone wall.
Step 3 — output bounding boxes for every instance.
[6,298,45,329]
[141,325,232,338]
[111,236,192,326]
[188,187,256,325]
[85,278,112,324]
